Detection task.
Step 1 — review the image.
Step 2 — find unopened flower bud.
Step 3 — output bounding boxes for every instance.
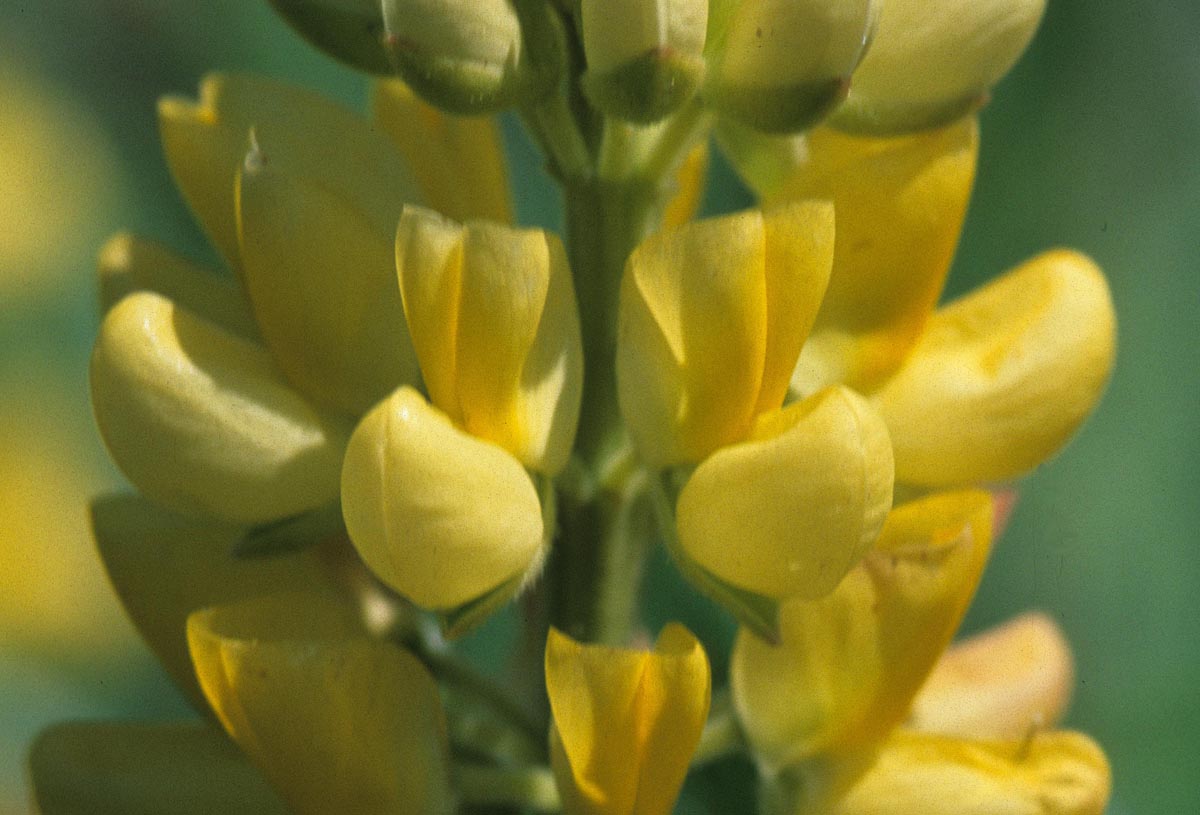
[267,0,393,75]
[832,0,1046,134]
[705,0,877,133]
[381,0,527,113]
[580,0,708,122]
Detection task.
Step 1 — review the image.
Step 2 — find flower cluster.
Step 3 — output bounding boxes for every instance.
[31,1,1117,814]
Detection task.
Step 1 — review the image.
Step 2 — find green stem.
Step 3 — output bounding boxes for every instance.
[693,690,746,766]
[455,764,562,812]
[422,648,544,747]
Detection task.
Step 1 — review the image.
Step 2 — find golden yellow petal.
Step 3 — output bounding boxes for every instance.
[873,250,1117,486]
[831,729,1111,815]
[617,203,833,466]
[187,593,453,815]
[732,490,994,772]
[90,292,351,523]
[677,386,893,600]
[29,721,289,815]
[159,73,422,271]
[661,141,709,231]
[911,612,1075,741]
[97,232,257,339]
[90,493,338,710]
[340,387,545,609]
[373,79,512,223]
[236,147,421,415]
[778,118,979,394]
[545,624,711,815]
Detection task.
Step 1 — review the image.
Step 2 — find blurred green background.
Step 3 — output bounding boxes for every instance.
[0,1,1195,813]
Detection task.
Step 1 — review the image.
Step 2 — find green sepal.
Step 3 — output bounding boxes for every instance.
[385,41,523,115]
[234,501,344,559]
[652,473,781,643]
[436,573,526,640]
[268,0,393,75]
[582,48,704,124]
[705,75,850,135]
[827,91,988,137]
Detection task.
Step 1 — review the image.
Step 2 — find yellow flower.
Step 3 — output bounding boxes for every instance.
[731,490,1111,813]
[545,625,711,815]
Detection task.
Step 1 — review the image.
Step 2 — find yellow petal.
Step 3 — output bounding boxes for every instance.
[90,493,338,710]
[546,624,711,815]
[831,729,1111,815]
[911,612,1075,741]
[834,0,1045,134]
[732,490,994,772]
[873,250,1117,486]
[397,207,584,474]
[677,386,893,600]
[91,292,350,523]
[159,73,422,271]
[97,232,257,339]
[188,593,453,815]
[776,118,979,394]
[661,141,709,231]
[29,721,289,815]
[340,386,545,610]
[373,79,512,223]
[236,142,421,415]
[617,203,834,466]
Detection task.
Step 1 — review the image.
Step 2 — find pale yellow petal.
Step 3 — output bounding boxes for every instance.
[836,0,1045,134]
[732,490,994,772]
[90,292,351,523]
[873,250,1116,486]
[778,119,979,394]
[97,232,257,339]
[546,624,711,815]
[831,729,1111,815]
[911,612,1075,741]
[617,203,833,466]
[29,721,289,815]
[159,73,422,270]
[373,79,512,223]
[340,387,545,610]
[678,385,893,600]
[236,145,421,415]
[90,493,338,710]
[187,594,453,815]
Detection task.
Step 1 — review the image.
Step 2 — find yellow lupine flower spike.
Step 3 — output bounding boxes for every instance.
[732,490,994,772]
[910,612,1075,741]
[676,385,893,600]
[373,79,512,224]
[617,202,835,467]
[776,118,980,395]
[396,206,583,475]
[340,386,545,610]
[833,0,1046,134]
[90,291,351,524]
[188,593,455,815]
[873,249,1116,486]
[831,729,1111,815]
[159,73,423,272]
[545,624,711,815]
[236,136,422,415]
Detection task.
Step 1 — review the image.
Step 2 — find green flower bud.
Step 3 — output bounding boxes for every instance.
[580,0,709,123]
[705,0,877,134]
[267,0,393,75]
[381,0,527,113]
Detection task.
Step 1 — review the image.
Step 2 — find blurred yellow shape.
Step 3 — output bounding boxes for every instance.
[873,250,1116,486]
[911,612,1075,741]
[546,625,711,815]
[188,593,454,815]
[831,729,1110,815]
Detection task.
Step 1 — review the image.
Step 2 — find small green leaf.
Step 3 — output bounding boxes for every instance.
[436,573,526,640]
[234,501,344,559]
